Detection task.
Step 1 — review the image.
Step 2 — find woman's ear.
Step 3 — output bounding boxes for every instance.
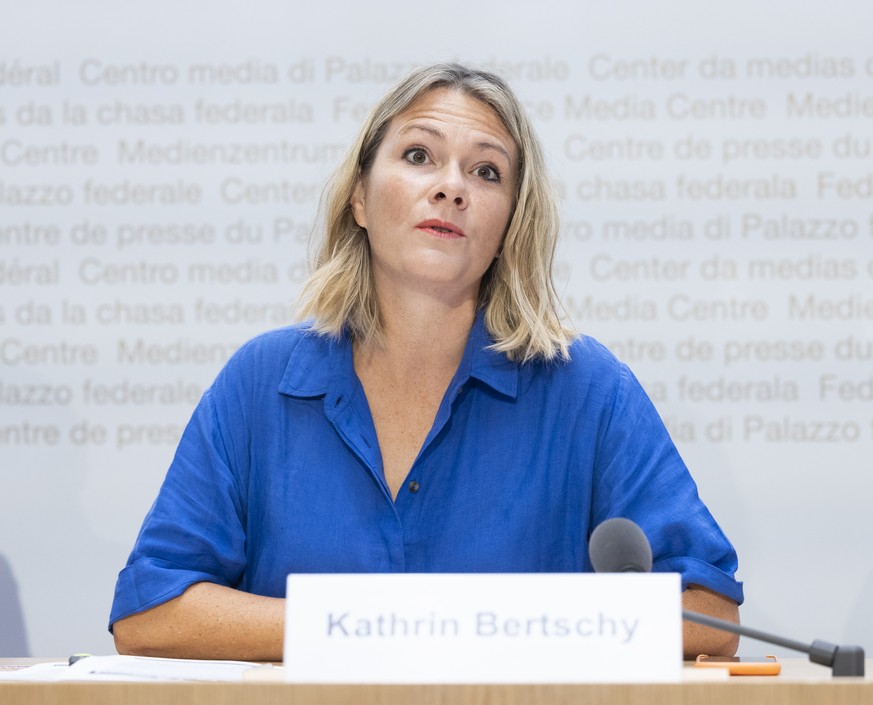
[350,179,367,229]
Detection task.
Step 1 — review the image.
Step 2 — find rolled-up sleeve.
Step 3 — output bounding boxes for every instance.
[109,363,250,629]
[591,360,744,605]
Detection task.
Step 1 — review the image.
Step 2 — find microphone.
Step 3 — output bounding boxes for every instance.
[589,517,652,573]
[588,517,865,677]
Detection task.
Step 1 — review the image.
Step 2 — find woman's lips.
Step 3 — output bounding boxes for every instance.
[415,219,465,238]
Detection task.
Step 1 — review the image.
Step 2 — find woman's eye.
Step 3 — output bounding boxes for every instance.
[404,148,429,165]
[476,165,501,182]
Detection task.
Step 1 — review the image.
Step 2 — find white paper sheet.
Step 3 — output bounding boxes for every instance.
[0,655,277,682]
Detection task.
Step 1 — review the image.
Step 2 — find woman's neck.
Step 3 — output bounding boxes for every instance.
[355,288,478,384]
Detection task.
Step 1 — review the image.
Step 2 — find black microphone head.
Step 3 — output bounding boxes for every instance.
[588,517,653,573]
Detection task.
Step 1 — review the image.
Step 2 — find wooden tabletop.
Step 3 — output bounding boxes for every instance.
[1,657,870,705]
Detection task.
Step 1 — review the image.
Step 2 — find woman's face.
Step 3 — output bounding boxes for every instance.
[351,88,517,304]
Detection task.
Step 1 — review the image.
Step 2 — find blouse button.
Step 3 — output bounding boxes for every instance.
[408,481,420,494]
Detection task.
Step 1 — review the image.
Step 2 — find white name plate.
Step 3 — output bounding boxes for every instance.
[284,573,681,683]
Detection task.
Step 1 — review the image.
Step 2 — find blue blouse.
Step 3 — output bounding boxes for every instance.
[110,314,743,628]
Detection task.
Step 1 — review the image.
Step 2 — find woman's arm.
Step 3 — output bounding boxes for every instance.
[682,584,740,658]
[113,582,285,661]
[114,580,737,662]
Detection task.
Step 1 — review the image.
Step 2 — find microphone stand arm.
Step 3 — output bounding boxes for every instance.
[683,610,865,677]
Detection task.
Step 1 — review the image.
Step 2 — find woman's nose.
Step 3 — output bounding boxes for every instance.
[430,165,467,208]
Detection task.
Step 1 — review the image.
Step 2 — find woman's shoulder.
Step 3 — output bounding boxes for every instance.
[517,332,624,392]
[217,321,333,384]
[569,333,619,360]
[522,332,636,406]
[559,333,625,379]
[235,320,322,353]
[526,334,657,427]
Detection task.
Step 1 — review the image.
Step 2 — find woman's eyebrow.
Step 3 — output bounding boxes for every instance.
[398,123,445,141]
[397,123,512,163]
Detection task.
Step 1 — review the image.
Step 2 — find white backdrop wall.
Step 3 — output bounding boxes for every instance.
[1,1,871,658]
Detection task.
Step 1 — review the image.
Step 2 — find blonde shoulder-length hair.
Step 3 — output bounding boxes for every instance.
[297,62,574,363]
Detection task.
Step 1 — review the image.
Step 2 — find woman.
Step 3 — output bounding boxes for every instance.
[110,63,742,660]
